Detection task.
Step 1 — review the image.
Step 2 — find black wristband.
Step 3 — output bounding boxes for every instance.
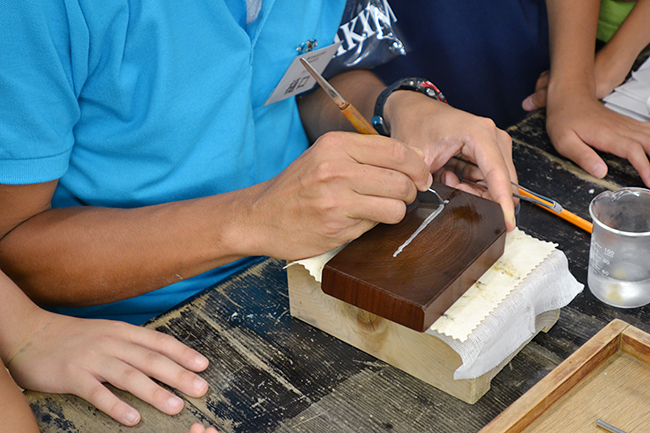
[371,78,447,136]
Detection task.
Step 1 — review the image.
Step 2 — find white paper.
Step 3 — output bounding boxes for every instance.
[426,228,556,342]
[603,56,650,120]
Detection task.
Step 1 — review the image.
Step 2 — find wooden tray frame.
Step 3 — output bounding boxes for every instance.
[480,319,650,432]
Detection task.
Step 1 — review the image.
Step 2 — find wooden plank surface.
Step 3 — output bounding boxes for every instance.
[26,109,650,432]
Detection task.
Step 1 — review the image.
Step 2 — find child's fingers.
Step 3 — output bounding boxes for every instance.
[189,424,206,433]
[94,357,191,416]
[71,373,141,426]
[114,339,209,398]
[122,324,209,373]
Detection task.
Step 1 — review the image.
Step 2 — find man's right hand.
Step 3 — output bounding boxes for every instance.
[241,130,433,261]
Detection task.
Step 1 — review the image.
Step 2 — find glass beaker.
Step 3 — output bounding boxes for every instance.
[588,187,650,308]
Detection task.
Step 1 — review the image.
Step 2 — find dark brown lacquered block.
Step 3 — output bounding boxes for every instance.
[322,183,507,332]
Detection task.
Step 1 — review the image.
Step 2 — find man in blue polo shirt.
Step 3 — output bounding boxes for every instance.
[0,0,517,325]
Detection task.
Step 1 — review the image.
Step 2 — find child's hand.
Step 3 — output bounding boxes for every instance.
[522,70,550,112]
[6,311,210,427]
[522,45,634,112]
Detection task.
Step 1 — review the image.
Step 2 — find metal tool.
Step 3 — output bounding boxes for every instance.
[461,179,554,208]
[459,176,593,233]
[597,419,628,433]
[428,188,448,207]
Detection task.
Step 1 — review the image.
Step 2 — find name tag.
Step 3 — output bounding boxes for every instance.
[264,42,342,106]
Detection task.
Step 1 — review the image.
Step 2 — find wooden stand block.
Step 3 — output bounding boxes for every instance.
[288,263,560,404]
[322,183,507,332]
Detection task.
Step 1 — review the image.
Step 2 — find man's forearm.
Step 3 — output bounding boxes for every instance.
[0,190,254,307]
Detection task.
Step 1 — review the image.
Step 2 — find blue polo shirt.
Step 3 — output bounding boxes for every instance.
[0,0,345,324]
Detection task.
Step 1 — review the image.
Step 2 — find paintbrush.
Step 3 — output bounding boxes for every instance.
[299,58,377,135]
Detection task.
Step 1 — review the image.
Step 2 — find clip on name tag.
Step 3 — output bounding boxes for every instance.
[264,41,342,106]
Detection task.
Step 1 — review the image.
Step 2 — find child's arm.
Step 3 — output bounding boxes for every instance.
[0,366,40,432]
[524,0,650,103]
[521,0,650,187]
[593,0,650,98]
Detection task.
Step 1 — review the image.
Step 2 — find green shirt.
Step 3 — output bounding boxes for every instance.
[598,0,636,42]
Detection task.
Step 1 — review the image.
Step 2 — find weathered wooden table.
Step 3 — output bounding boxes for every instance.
[27,110,650,432]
